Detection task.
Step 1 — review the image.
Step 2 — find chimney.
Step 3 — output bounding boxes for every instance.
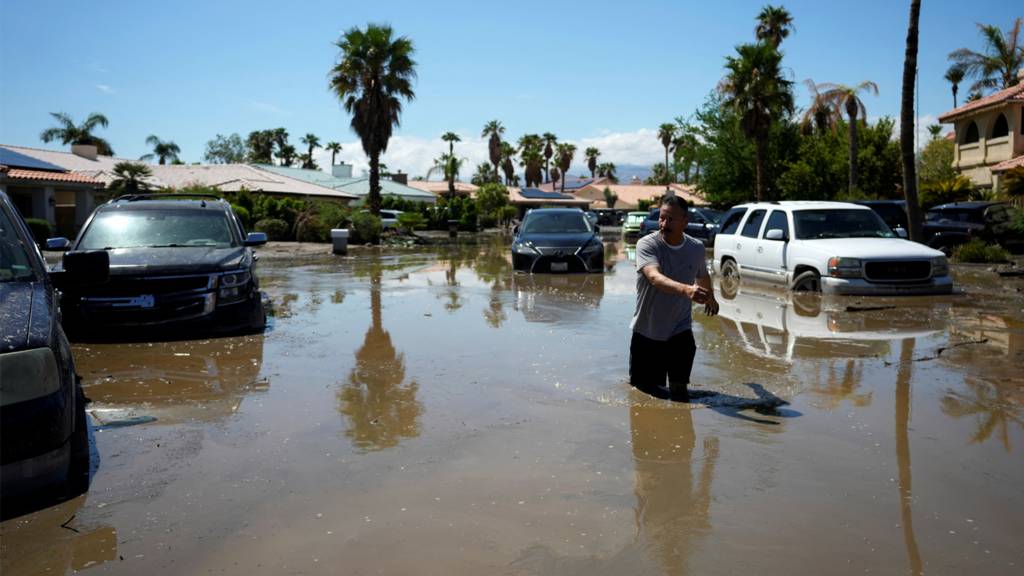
[332,162,353,179]
[71,144,98,160]
[390,170,407,185]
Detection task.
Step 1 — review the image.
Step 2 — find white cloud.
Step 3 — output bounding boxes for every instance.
[249,101,291,116]
[95,84,115,94]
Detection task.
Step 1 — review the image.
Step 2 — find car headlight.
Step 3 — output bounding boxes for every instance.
[0,348,61,405]
[578,240,603,255]
[827,257,862,278]
[220,270,251,287]
[218,270,252,303]
[513,241,539,255]
[931,256,949,277]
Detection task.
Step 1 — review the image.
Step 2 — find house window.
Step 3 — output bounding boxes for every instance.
[991,114,1009,138]
[963,121,980,144]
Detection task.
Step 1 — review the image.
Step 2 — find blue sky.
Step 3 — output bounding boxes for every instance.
[0,0,1018,177]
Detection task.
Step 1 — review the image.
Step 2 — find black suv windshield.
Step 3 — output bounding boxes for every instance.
[926,209,984,224]
[1,204,41,282]
[523,212,592,234]
[793,209,895,239]
[80,210,236,250]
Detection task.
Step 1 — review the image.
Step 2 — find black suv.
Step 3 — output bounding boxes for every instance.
[48,194,267,337]
[923,201,1023,255]
[853,200,908,232]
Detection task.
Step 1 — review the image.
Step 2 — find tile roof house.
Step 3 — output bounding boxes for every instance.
[256,163,436,205]
[405,180,478,197]
[574,182,704,210]
[938,79,1024,191]
[0,146,104,237]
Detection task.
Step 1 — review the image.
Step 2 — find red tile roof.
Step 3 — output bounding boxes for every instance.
[1,167,102,185]
[990,155,1024,173]
[938,83,1024,123]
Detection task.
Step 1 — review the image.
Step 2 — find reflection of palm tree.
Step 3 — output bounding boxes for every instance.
[338,268,422,451]
[630,390,718,576]
[895,339,923,576]
[942,378,1023,451]
[813,360,872,409]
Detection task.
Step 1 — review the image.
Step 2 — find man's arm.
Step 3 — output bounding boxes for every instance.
[640,264,708,302]
[696,269,719,316]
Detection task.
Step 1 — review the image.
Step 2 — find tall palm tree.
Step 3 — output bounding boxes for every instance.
[277,143,297,167]
[597,162,618,184]
[300,134,321,169]
[109,162,153,196]
[325,141,343,166]
[721,42,794,201]
[441,131,461,155]
[584,147,600,179]
[803,79,879,193]
[141,135,180,165]
[39,112,114,155]
[755,5,795,49]
[330,24,417,216]
[944,65,965,108]
[901,0,924,243]
[500,142,517,185]
[542,132,557,183]
[518,134,544,187]
[555,143,576,193]
[482,120,504,182]
[657,123,676,189]
[948,17,1023,94]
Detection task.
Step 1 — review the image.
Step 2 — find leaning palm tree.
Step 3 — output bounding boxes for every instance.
[482,120,504,182]
[109,162,153,196]
[803,79,879,193]
[944,65,965,108]
[300,134,321,169]
[657,123,676,188]
[721,42,794,201]
[948,17,1023,94]
[140,135,180,165]
[542,132,557,183]
[325,141,343,166]
[901,0,924,243]
[585,147,600,179]
[555,143,576,194]
[39,112,114,155]
[755,5,795,49]
[329,24,417,216]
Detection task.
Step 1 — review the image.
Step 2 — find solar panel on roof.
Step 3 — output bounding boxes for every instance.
[520,188,573,200]
[0,147,68,172]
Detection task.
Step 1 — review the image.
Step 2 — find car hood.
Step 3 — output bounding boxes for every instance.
[103,246,248,276]
[0,282,53,353]
[517,232,597,248]
[795,238,944,259]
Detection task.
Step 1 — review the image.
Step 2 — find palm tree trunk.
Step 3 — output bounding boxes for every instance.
[665,147,671,190]
[952,85,958,108]
[848,112,859,193]
[900,0,923,242]
[755,134,767,202]
[369,150,382,216]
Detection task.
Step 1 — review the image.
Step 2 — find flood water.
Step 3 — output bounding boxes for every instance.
[3,238,1023,575]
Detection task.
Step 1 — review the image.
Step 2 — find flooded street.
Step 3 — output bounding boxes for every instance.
[3,239,1023,575]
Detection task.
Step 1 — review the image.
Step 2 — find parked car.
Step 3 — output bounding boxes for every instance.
[47,194,267,337]
[639,206,723,245]
[640,208,660,237]
[923,201,1023,255]
[512,208,604,273]
[1,191,106,506]
[852,200,908,233]
[712,201,952,295]
[622,211,647,240]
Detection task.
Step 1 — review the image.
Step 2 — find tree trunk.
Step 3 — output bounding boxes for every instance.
[665,147,671,190]
[900,0,923,242]
[848,110,859,194]
[755,134,767,202]
[952,85,958,108]
[369,150,381,216]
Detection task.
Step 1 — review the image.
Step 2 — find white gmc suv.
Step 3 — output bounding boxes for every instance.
[712,201,952,295]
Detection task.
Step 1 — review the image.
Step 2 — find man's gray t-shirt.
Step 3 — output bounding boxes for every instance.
[631,233,708,340]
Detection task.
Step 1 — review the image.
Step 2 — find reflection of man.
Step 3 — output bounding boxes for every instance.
[630,196,718,401]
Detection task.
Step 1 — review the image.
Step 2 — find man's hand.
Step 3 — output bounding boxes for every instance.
[703,296,719,316]
[685,284,710,304]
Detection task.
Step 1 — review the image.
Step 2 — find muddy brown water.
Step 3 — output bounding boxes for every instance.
[3,240,1022,575]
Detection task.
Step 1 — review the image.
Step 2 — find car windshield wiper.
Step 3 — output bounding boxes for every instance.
[148,244,186,248]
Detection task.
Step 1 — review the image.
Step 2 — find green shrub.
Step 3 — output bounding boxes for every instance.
[24,218,52,243]
[953,239,1010,263]
[397,212,426,233]
[478,213,497,229]
[231,204,251,229]
[349,211,382,244]
[637,198,654,211]
[254,218,291,241]
[296,216,329,243]
[920,175,973,209]
[312,200,350,229]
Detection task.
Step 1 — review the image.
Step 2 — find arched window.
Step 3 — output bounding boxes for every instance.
[990,114,1009,138]
[963,121,980,144]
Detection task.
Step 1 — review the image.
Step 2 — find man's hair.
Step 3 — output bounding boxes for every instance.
[661,194,689,212]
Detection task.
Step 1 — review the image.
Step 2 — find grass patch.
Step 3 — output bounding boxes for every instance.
[953,239,1010,263]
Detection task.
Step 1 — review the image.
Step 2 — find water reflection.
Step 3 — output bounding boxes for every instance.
[941,377,1023,451]
[895,338,923,576]
[511,273,604,324]
[0,495,117,574]
[337,266,422,452]
[630,389,718,575]
[74,334,267,424]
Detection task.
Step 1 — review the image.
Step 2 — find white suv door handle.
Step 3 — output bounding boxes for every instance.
[757,246,764,253]
[736,243,742,249]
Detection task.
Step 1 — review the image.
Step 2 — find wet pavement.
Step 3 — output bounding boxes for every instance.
[3,238,1023,575]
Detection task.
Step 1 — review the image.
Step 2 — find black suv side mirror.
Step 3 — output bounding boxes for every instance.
[245,232,268,246]
[52,250,110,289]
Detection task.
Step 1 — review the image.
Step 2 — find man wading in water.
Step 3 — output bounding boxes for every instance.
[630,195,719,401]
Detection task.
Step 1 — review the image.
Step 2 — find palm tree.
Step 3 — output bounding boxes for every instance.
[471,162,494,186]
[277,144,297,167]
[755,5,795,48]
[603,187,618,209]
[657,123,676,189]
[325,141,343,166]
[597,162,618,184]
[584,147,600,179]
[140,135,180,165]
[300,134,321,169]
[441,131,461,156]
[39,112,114,155]
[518,134,545,187]
[901,0,924,243]
[500,142,517,185]
[721,42,794,201]
[944,65,965,108]
[109,161,153,196]
[330,24,417,216]
[803,79,879,193]
[948,18,1023,94]
[550,167,560,191]
[428,153,464,198]
[555,143,576,193]
[482,121,504,182]
[542,132,557,183]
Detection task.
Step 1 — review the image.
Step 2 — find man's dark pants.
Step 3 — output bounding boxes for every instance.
[629,330,696,399]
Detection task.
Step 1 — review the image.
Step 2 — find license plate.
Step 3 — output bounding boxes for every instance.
[550,262,568,272]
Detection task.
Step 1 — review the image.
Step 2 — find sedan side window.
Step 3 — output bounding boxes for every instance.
[762,210,789,240]
[740,209,766,238]
[719,208,748,235]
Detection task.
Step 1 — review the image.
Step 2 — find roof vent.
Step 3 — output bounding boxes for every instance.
[71,144,98,160]
[332,163,353,179]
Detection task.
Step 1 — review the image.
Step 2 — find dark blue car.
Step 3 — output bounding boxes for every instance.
[512,208,604,273]
[640,206,723,245]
